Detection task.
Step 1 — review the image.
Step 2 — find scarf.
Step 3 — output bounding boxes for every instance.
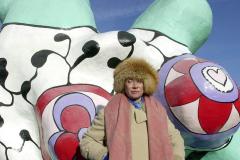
[104,93,173,160]
[128,97,144,109]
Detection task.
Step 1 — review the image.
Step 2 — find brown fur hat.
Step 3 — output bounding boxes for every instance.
[113,58,159,95]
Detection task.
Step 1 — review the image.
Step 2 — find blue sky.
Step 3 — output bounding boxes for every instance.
[1,0,239,85]
[197,0,240,86]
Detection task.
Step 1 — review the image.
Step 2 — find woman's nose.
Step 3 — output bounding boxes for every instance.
[132,81,139,88]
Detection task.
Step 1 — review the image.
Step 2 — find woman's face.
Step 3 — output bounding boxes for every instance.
[124,79,144,100]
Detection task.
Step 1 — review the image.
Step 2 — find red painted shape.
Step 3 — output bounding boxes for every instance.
[55,133,84,160]
[61,105,91,133]
[173,59,198,74]
[165,75,200,107]
[198,96,232,134]
[233,90,240,114]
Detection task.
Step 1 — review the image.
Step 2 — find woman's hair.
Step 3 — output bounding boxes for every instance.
[113,58,159,95]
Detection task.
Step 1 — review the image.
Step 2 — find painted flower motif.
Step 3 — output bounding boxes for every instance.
[164,57,240,134]
[156,55,240,149]
[36,84,111,160]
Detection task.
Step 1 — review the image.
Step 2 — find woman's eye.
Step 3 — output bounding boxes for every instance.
[127,79,133,83]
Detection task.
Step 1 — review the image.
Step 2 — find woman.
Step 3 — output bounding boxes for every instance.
[80,58,185,160]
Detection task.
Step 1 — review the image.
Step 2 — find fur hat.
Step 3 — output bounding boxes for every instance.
[113,58,159,95]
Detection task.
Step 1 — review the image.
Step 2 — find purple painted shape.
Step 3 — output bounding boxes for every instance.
[48,131,63,160]
[53,93,96,130]
[78,128,88,140]
[190,62,238,102]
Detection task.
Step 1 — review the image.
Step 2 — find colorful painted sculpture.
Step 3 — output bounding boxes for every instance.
[0,0,239,160]
[155,54,240,160]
